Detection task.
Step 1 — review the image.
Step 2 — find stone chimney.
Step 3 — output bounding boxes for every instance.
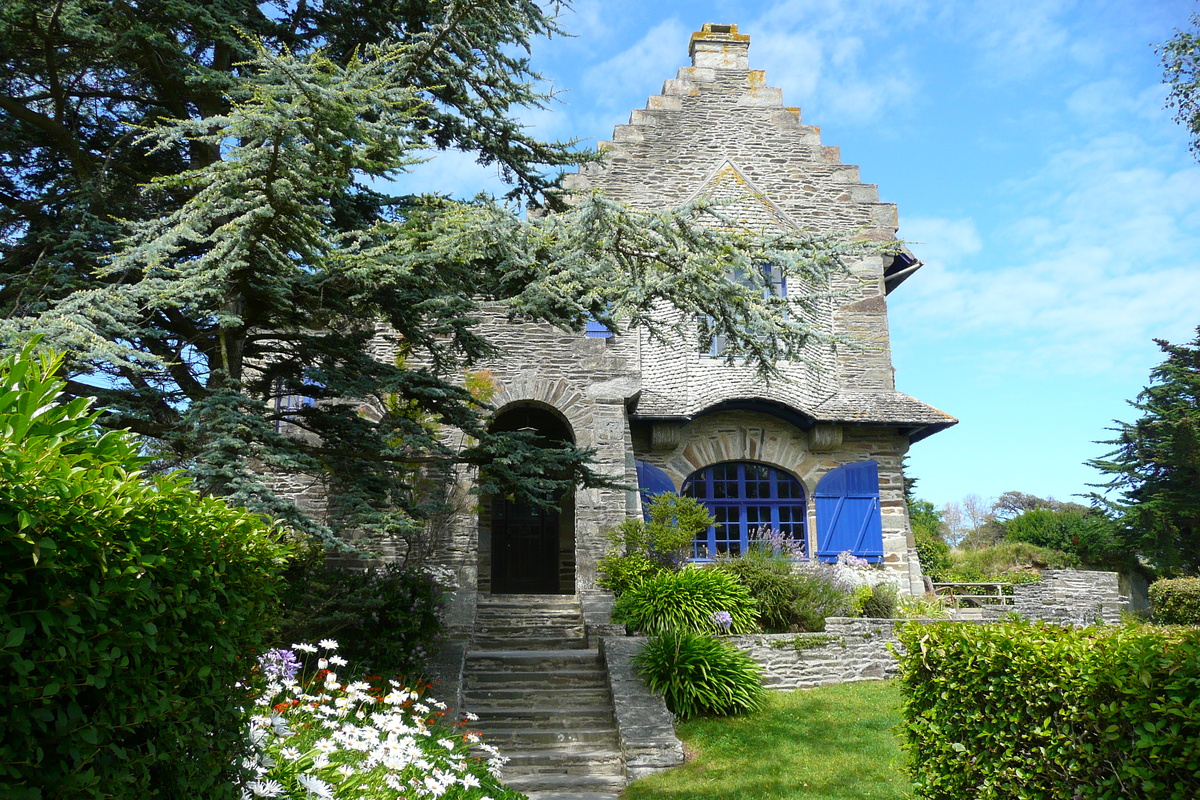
[689,23,750,70]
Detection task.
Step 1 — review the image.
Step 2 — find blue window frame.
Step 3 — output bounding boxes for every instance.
[682,462,807,559]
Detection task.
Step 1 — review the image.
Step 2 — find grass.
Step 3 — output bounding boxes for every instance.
[622,680,911,800]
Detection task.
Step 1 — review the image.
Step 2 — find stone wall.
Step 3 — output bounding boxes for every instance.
[599,637,686,782]
[986,569,1126,626]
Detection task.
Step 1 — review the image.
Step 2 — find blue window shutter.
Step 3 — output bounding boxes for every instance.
[814,460,883,562]
[635,460,676,521]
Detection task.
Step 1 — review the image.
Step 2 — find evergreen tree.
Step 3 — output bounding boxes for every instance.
[0,1,875,553]
[1090,328,1200,575]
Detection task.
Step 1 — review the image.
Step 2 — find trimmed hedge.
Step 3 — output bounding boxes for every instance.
[0,347,291,799]
[895,621,1200,799]
[1149,577,1200,625]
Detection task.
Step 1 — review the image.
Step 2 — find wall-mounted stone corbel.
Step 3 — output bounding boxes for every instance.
[807,423,843,453]
[651,422,682,451]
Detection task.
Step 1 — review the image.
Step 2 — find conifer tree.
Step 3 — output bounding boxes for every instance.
[1090,328,1200,575]
[0,1,873,552]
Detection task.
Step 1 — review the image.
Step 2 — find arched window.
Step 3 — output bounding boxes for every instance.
[682,462,807,560]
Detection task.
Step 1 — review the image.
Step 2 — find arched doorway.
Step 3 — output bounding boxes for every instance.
[485,404,575,594]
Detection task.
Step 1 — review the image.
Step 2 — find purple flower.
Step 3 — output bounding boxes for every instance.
[258,648,301,681]
[711,610,733,632]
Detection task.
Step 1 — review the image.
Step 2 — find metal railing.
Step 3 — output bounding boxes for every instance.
[931,582,1016,608]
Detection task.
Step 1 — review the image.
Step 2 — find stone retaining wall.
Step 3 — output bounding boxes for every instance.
[985,569,1126,626]
[727,617,911,690]
[599,637,686,782]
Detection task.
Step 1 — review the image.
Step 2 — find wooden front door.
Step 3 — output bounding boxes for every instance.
[492,498,560,594]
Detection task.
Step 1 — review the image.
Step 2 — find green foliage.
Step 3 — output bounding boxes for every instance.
[910,498,951,580]
[1160,13,1200,159]
[274,563,446,677]
[0,0,877,553]
[613,567,758,635]
[714,557,805,632]
[633,631,766,720]
[859,582,899,619]
[1089,328,1200,575]
[895,595,948,620]
[1004,507,1130,571]
[1149,577,1200,625]
[0,345,291,799]
[940,540,1080,583]
[895,621,1200,799]
[598,493,714,596]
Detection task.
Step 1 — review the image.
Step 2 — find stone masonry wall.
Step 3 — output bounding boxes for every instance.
[985,569,1126,626]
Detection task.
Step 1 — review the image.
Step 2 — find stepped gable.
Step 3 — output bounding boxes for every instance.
[560,23,895,237]
[561,22,952,434]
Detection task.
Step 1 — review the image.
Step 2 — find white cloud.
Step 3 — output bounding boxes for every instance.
[581,18,691,112]
[899,217,982,268]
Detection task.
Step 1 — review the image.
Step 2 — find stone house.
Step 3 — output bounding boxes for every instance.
[412,22,957,613]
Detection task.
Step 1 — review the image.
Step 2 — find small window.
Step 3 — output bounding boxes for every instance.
[682,461,807,559]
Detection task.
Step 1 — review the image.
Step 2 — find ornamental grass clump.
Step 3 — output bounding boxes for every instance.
[243,641,523,800]
[633,630,766,720]
[613,566,758,634]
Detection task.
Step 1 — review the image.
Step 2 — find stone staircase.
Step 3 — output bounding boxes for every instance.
[464,595,625,800]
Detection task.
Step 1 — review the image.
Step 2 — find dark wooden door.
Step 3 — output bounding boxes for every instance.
[492,499,559,594]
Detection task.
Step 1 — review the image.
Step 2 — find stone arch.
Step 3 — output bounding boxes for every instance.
[490,378,595,447]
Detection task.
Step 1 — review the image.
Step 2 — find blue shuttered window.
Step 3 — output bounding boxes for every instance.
[682,462,807,560]
[814,460,883,562]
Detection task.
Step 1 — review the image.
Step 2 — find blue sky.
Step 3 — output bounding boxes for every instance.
[392,0,1200,511]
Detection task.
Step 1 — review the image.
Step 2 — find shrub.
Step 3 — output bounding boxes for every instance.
[0,345,291,799]
[613,567,758,634]
[245,641,523,799]
[941,540,1079,582]
[895,621,1200,799]
[860,582,899,618]
[274,561,446,677]
[633,630,765,719]
[596,551,667,597]
[715,557,801,632]
[598,493,713,596]
[1005,507,1131,570]
[1149,577,1200,625]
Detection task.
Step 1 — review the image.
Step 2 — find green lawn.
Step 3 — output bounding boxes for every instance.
[622,680,911,800]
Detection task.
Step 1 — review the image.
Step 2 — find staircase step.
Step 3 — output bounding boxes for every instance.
[466,650,602,672]
[504,749,623,770]
[502,773,627,793]
[465,670,609,689]
[465,687,612,706]
[473,636,589,650]
[481,727,620,747]
[472,707,614,729]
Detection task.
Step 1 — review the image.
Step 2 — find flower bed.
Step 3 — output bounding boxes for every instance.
[242,642,524,800]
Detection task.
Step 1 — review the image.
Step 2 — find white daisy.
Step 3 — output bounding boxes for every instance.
[318,638,339,650]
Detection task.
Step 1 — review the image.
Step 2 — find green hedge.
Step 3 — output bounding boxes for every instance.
[612,566,758,635]
[895,621,1200,799]
[0,347,291,799]
[1149,577,1200,625]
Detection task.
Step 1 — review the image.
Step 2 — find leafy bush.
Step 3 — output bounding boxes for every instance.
[274,562,446,677]
[909,499,951,580]
[633,630,766,719]
[598,493,713,596]
[244,641,523,799]
[1149,577,1200,625]
[0,345,291,799]
[860,582,899,618]
[941,540,1079,583]
[895,621,1200,799]
[613,567,758,634]
[1005,507,1131,570]
[597,551,668,597]
[715,557,803,632]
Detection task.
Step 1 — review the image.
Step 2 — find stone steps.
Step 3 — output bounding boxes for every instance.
[463,594,627,798]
